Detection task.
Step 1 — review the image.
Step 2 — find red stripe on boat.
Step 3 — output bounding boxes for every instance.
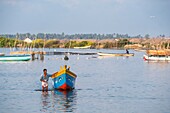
[143,56,147,60]
[59,83,71,90]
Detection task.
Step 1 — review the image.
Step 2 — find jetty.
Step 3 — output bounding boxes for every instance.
[46,51,96,55]
[10,51,97,55]
[9,51,97,60]
[10,51,45,60]
[10,51,46,55]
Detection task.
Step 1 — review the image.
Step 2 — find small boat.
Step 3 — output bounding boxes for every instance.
[143,55,170,61]
[74,45,91,49]
[0,55,31,61]
[143,50,170,61]
[0,53,5,56]
[97,52,134,57]
[52,65,77,90]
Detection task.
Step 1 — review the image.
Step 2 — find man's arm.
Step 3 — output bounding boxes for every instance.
[47,73,52,78]
[49,72,58,78]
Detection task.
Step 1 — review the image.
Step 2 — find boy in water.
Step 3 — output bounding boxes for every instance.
[40,69,52,91]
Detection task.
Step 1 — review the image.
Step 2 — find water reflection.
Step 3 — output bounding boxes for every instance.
[52,90,77,112]
[40,90,77,112]
[40,91,50,112]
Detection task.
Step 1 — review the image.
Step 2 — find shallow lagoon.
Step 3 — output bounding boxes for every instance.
[0,48,170,113]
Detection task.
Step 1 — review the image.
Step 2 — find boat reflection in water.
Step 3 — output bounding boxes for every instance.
[40,91,50,112]
[40,90,77,112]
[52,90,77,112]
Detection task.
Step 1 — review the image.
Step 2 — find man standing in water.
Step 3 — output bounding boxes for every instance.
[40,69,52,91]
[126,49,129,54]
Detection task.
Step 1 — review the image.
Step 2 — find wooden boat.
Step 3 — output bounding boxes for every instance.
[0,55,31,61]
[52,65,77,90]
[74,45,91,49]
[0,53,5,56]
[143,50,170,61]
[97,52,134,56]
[143,55,170,61]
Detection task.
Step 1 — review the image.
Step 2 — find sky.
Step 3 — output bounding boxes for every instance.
[0,0,170,37]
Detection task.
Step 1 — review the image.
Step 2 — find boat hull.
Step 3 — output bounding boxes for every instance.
[0,53,5,56]
[74,46,91,49]
[0,55,31,61]
[52,65,77,90]
[143,55,170,61]
[97,52,134,56]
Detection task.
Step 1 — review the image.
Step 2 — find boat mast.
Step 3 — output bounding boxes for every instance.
[43,33,46,52]
[167,42,169,49]
[13,33,19,51]
[33,34,37,51]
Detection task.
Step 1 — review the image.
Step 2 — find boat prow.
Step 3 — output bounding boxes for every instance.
[52,65,77,90]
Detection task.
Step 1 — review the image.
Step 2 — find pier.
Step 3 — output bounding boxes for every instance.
[10,51,45,60]
[45,51,97,55]
[9,51,97,60]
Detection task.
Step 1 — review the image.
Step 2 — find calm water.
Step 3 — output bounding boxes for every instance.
[0,48,170,113]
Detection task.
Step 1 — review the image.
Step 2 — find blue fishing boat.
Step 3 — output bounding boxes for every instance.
[52,65,77,90]
[0,55,31,61]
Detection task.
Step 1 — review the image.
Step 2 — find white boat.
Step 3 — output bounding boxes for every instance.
[143,55,170,61]
[74,46,91,49]
[143,50,170,61]
[0,53,5,56]
[97,52,134,57]
[0,55,31,61]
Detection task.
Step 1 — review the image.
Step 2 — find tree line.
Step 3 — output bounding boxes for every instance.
[0,37,132,49]
[0,33,156,40]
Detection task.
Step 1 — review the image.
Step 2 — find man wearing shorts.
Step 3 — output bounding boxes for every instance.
[40,69,52,91]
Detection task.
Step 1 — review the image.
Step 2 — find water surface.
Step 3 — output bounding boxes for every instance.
[0,48,170,113]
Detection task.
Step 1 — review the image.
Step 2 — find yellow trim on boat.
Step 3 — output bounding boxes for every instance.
[51,65,77,79]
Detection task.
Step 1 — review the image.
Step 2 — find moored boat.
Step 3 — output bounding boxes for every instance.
[0,55,31,61]
[97,52,134,56]
[52,65,77,90]
[0,53,5,56]
[143,55,170,61]
[143,50,170,61]
[74,45,91,49]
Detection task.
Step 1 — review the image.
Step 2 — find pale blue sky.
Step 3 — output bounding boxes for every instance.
[0,0,170,36]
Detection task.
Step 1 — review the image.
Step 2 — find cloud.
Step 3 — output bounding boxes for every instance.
[98,0,125,4]
[1,0,23,5]
[0,0,44,13]
[60,0,80,8]
[115,0,125,4]
[150,16,156,19]
[45,0,80,9]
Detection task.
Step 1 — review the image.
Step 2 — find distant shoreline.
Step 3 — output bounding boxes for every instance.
[0,37,170,50]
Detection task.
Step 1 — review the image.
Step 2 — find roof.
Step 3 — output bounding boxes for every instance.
[24,38,32,43]
[147,50,170,55]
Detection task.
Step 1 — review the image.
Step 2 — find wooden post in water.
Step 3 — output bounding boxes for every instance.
[31,52,35,60]
[40,51,44,61]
